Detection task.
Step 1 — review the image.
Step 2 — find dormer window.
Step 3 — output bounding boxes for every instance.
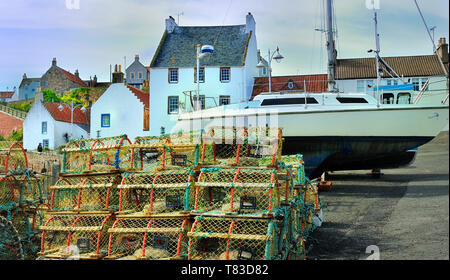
[169,68,178,83]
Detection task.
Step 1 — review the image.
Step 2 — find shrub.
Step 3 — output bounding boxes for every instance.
[55,144,66,155]
[8,129,23,141]
[9,102,32,112]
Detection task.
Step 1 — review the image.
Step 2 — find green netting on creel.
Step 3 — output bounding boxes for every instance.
[0,215,24,260]
[61,135,132,173]
[118,169,195,214]
[39,213,115,259]
[192,167,293,215]
[49,174,121,212]
[200,127,282,168]
[186,216,281,260]
[129,132,203,171]
[106,216,189,260]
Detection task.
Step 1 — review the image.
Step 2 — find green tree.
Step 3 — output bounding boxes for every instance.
[42,89,61,103]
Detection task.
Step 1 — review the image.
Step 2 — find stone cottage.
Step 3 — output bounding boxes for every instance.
[41,58,87,95]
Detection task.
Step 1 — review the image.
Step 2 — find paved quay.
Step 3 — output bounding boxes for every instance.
[308,131,449,260]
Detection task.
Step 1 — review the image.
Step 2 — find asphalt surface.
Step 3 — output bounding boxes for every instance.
[308,131,449,260]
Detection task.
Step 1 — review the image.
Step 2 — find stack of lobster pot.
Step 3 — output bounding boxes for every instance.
[0,141,46,260]
[37,135,132,260]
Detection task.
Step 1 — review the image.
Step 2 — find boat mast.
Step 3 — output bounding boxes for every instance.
[325,0,337,93]
[373,9,381,107]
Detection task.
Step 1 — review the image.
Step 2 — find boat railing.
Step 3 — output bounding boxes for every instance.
[412,78,431,104]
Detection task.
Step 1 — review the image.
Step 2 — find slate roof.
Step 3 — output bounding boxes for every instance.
[151,25,251,68]
[19,77,41,89]
[43,102,90,125]
[336,55,448,80]
[252,75,328,98]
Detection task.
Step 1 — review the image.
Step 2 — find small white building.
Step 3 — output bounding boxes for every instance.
[0,88,18,102]
[149,13,259,136]
[23,98,90,150]
[90,82,149,141]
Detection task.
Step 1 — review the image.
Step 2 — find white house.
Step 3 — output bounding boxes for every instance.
[149,13,259,136]
[23,96,90,150]
[90,82,149,141]
[0,88,18,102]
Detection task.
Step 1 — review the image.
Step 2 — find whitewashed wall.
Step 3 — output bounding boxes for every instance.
[23,101,55,150]
[23,101,88,150]
[149,66,251,136]
[53,121,89,148]
[91,83,146,141]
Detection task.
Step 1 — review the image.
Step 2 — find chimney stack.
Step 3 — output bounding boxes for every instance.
[74,69,79,77]
[135,55,140,61]
[112,64,124,83]
[165,16,178,33]
[23,73,27,79]
[245,12,256,34]
[52,58,57,67]
[437,37,449,64]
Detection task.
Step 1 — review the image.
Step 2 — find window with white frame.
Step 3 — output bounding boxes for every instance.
[42,121,47,134]
[43,139,49,148]
[220,67,230,82]
[194,67,205,83]
[169,68,179,83]
[168,96,179,114]
[219,95,230,106]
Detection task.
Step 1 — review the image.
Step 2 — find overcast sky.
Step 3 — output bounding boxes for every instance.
[0,0,448,90]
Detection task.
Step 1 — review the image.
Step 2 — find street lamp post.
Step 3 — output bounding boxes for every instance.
[257,47,284,93]
[195,44,214,111]
[58,100,86,140]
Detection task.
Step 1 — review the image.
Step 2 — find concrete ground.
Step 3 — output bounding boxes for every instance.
[308,131,449,260]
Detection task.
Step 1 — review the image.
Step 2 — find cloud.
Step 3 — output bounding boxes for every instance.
[0,0,448,88]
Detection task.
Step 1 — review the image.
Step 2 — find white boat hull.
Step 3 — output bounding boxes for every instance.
[174,103,448,177]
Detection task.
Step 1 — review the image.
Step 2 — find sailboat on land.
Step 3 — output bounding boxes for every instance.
[173,0,449,178]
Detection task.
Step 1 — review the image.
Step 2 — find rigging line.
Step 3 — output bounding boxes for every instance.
[320,0,325,74]
[204,0,233,65]
[332,0,340,57]
[310,0,320,73]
